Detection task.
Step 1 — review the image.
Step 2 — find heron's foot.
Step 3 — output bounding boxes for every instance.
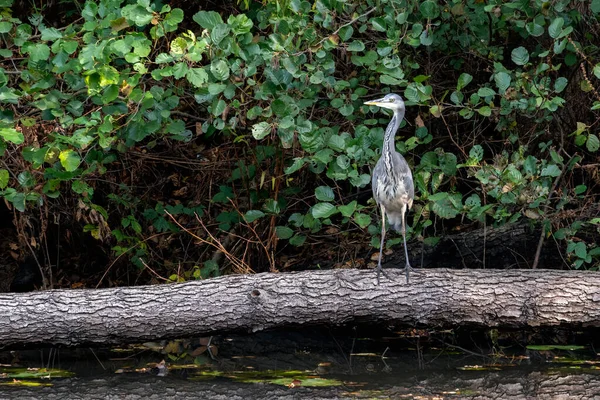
[403,263,422,284]
[376,263,392,285]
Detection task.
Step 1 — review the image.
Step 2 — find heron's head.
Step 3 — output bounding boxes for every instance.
[364,93,405,111]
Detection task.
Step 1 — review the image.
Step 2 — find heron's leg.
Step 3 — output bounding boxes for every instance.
[376,204,391,284]
[400,205,414,283]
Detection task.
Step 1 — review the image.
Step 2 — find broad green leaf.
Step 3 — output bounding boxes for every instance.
[430,192,460,219]
[457,73,472,90]
[548,17,564,39]
[347,40,365,52]
[228,14,253,35]
[289,234,307,246]
[370,17,386,32]
[541,164,561,177]
[41,27,62,41]
[477,87,496,97]
[285,158,305,174]
[420,0,440,18]
[193,10,223,29]
[586,134,599,152]
[244,210,265,223]
[210,59,230,81]
[315,186,335,201]
[525,22,544,37]
[469,145,484,161]
[59,149,81,172]
[477,106,491,116]
[0,169,9,188]
[571,241,587,259]
[593,64,600,79]
[338,200,357,217]
[354,213,371,228]
[186,68,209,87]
[312,202,338,218]
[0,127,24,144]
[252,122,271,140]
[101,85,119,104]
[275,226,294,239]
[511,47,529,65]
[122,4,154,27]
[494,72,511,93]
[26,43,50,62]
[554,77,568,93]
[0,21,11,33]
[419,31,433,46]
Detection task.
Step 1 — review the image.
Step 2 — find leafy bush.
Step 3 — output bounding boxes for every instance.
[1,0,599,284]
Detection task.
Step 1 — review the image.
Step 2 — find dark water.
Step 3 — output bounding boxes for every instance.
[1,328,599,399]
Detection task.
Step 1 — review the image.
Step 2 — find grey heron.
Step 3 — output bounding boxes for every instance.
[364,93,415,284]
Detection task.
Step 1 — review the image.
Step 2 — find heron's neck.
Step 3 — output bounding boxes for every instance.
[382,108,404,160]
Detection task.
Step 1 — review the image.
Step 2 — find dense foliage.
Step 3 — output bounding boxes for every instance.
[1,0,599,286]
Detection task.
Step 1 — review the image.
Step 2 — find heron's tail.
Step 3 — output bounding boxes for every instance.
[387,212,403,233]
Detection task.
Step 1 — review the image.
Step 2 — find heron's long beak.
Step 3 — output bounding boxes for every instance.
[364,98,386,106]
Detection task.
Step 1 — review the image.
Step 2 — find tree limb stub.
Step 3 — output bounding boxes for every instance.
[2,269,600,347]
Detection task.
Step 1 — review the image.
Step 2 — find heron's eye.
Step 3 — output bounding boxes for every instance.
[389,97,395,102]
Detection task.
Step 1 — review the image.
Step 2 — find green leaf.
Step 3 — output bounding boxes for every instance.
[122,4,154,27]
[40,27,62,41]
[228,14,253,35]
[511,47,529,66]
[289,234,307,246]
[347,40,365,52]
[26,43,50,62]
[312,203,338,218]
[0,127,24,144]
[338,200,357,217]
[526,22,544,37]
[429,192,460,219]
[0,21,12,33]
[593,64,600,79]
[592,0,600,13]
[541,165,561,177]
[477,106,491,116]
[285,158,306,174]
[315,186,335,201]
[275,226,294,239]
[0,169,8,188]
[571,241,587,259]
[554,77,568,93]
[477,87,496,97]
[419,0,440,18]
[186,68,209,87]
[101,85,119,104]
[193,10,223,29]
[548,17,564,39]
[252,122,271,140]
[210,59,230,81]
[469,145,484,162]
[457,73,472,90]
[244,210,265,223]
[494,72,511,93]
[59,149,81,172]
[586,134,599,152]
[354,213,371,228]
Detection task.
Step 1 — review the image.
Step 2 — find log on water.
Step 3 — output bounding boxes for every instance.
[2,269,600,346]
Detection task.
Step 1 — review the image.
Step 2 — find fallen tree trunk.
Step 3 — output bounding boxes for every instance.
[2,269,600,347]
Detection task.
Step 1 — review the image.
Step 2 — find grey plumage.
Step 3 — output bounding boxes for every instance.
[364,93,414,284]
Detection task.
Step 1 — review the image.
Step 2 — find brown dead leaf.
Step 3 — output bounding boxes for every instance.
[415,114,425,128]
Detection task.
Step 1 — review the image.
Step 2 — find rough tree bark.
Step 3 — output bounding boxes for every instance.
[1,269,600,347]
